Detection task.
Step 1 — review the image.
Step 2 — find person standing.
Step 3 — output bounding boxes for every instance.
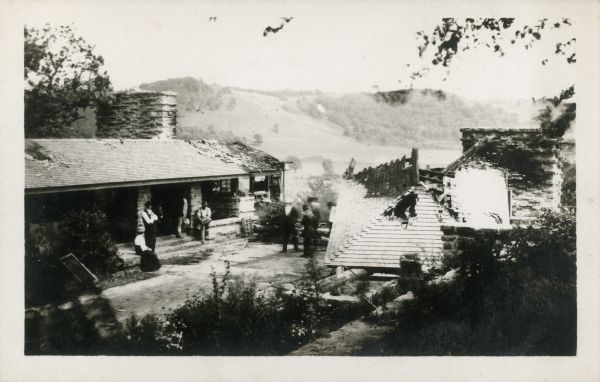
[141,201,159,251]
[301,204,315,257]
[134,225,161,272]
[282,199,300,253]
[176,197,188,238]
[195,201,212,243]
[308,197,322,246]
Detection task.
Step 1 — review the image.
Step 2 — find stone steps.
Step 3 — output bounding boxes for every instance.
[118,235,247,268]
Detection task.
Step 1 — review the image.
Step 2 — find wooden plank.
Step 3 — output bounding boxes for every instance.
[341,249,443,256]
[349,241,443,248]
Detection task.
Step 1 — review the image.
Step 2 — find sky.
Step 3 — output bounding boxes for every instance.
[22,1,579,101]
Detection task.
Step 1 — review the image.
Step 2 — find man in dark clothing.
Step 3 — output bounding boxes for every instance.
[308,197,321,246]
[301,204,315,257]
[282,199,300,252]
[394,187,418,228]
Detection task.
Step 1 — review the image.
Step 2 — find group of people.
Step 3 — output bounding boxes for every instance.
[133,199,214,272]
[282,197,335,258]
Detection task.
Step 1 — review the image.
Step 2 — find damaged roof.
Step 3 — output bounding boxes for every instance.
[186,139,282,173]
[326,182,450,269]
[25,139,281,193]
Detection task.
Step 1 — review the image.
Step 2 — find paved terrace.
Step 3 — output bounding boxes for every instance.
[102,237,330,321]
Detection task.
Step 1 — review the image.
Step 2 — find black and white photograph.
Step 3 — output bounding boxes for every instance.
[1,0,599,381]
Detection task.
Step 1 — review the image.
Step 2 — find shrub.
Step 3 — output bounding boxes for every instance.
[25,210,123,306]
[256,201,286,242]
[118,262,375,355]
[371,210,576,356]
[59,210,124,276]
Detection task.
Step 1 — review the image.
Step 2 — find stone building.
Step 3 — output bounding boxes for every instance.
[326,127,571,272]
[25,90,284,243]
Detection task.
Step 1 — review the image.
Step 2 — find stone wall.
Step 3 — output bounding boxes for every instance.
[189,183,203,216]
[238,196,256,218]
[441,224,510,259]
[205,194,241,220]
[353,148,419,196]
[460,128,563,220]
[96,91,177,139]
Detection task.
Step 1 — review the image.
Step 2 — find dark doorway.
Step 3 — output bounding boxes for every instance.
[151,184,188,236]
[105,188,138,243]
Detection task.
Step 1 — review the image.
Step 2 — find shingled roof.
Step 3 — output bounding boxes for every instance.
[25,139,281,193]
[326,183,450,270]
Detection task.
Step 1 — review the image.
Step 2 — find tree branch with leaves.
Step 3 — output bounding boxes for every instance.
[24,24,113,137]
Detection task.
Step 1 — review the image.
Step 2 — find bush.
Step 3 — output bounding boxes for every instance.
[256,201,286,242]
[370,210,576,355]
[25,210,123,307]
[120,264,372,355]
[60,210,124,276]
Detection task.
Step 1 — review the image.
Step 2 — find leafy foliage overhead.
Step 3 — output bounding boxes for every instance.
[24,25,112,137]
[413,18,575,80]
[410,18,576,138]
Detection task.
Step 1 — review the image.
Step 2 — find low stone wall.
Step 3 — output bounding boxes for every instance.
[96,91,177,139]
[238,196,256,218]
[209,217,243,237]
[205,194,241,219]
[441,224,511,258]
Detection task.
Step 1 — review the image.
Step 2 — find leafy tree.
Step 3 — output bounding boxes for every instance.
[253,133,263,145]
[25,24,113,137]
[272,123,280,133]
[412,18,575,137]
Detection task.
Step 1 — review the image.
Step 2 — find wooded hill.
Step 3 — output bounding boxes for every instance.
[138,77,526,148]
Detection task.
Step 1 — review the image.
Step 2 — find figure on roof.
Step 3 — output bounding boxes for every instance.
[393,186,419,229]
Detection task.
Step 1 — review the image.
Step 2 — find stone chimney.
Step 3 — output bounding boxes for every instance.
[96,91,177,139]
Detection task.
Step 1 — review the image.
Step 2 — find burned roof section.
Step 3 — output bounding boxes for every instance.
[186,139,282,173]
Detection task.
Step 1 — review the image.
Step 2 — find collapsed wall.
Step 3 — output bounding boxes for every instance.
[353,148,419,196]
[460,128,563,220]
[96,91,177,139]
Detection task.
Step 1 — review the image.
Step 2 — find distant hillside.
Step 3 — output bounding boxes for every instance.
[139,77,233,113]
[138,77,524,149]
[297,89,520,145]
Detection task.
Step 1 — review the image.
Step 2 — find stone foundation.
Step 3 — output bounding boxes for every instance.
[441,224,511,258]
[205,194,242,220]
